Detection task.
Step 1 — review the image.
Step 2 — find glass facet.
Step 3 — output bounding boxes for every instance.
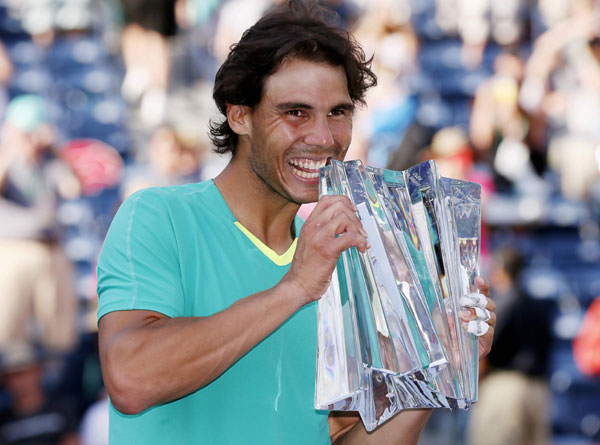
[315,160,482,431]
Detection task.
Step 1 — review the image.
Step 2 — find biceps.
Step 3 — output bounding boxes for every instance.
[98,310,169,358]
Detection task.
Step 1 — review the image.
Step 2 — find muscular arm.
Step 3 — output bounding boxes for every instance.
[99,195,368,415]
[99,280,305,414]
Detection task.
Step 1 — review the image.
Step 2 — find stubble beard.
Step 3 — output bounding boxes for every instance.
[248,141,308,206]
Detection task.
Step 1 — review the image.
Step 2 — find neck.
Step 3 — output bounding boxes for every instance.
[214,155,300,255]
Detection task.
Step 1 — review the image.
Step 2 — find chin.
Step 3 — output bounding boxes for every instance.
[283,181,319,205]
[296,186,320,204]
[288,190,319,205]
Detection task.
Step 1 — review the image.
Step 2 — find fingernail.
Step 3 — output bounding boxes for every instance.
[475,276,485,286]
[366,243,371,250]
[359,228,368,237]
[459,310,471,321]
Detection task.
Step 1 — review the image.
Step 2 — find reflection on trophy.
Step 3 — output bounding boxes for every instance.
[315,159,481,431]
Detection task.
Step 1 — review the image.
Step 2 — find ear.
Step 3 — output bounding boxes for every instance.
[226,104,252,136]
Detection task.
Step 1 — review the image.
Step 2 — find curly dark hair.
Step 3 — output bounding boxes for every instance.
[209,0,377,155]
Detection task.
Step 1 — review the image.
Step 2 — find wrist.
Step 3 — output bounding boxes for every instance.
[278,274,313,308]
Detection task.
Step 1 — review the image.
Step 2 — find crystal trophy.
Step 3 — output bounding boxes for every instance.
[315,159,482,431]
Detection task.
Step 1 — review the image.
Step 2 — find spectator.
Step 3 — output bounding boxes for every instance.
[467,248,552,445]
[6,0,94,47]
[120,0,177,126]
[211,0,271,63]
[573,296,600,377]
[435,0,526,68]
[520,3,600,200]
[121,124,204,198]
[417,125,473,180]
[0,343,79,445]
[470,52,548,194]
[0,94,79,353]
[350,0,419,166]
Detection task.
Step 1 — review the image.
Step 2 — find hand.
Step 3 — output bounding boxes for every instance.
[458,276,496,360]
[283,195,369,305]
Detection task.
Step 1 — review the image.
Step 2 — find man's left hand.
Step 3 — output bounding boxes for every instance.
[458,276,496,359]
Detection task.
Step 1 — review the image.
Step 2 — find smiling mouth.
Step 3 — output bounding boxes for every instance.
[289,157,331,179]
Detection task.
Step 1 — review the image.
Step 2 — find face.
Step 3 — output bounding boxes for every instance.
[237,58,354,204]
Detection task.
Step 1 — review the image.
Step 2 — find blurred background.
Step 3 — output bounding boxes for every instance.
[0,0,599,443]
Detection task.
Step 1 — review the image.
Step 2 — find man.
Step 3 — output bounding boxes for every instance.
[97,2,496,444]
[0,344,79,445]
[0,94,79,352]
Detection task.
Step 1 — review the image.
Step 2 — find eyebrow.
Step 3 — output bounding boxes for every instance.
[275,102,355,112]
[333,103,356,112]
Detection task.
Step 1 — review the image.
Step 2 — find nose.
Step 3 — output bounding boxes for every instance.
[303,115,335,148]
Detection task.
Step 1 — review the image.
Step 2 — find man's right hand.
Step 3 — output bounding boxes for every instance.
[283,195,369,305]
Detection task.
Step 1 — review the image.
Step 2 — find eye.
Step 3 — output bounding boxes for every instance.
[328,108,351,117]
[286,109,305,118]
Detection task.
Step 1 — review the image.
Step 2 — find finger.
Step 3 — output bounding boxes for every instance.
[474,307,491,322]
[326,212,366,240]
[465,320,490,337]
[458,308,496,326]
[458,310,472,322]
[486,310,496,328]
[485,296,496,312]
[315,195,357,214]
[308,200,366,237]
[309,211,369,254]
[459,292,487,309]
[478,326,495,359]
[330,230,369,254]
[475,276,490,296]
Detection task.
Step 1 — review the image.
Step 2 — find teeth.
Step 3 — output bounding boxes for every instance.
[289,158,327,171]
[290,164,320,179]
[289,158,328,181]
[300,171,318,178]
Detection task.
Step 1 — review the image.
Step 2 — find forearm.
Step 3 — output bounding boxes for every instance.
[100,195,369,415]
[338,409,432,445]
[100,280,306,414]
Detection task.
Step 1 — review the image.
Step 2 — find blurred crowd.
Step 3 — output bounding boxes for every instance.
[0,0,599,444]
